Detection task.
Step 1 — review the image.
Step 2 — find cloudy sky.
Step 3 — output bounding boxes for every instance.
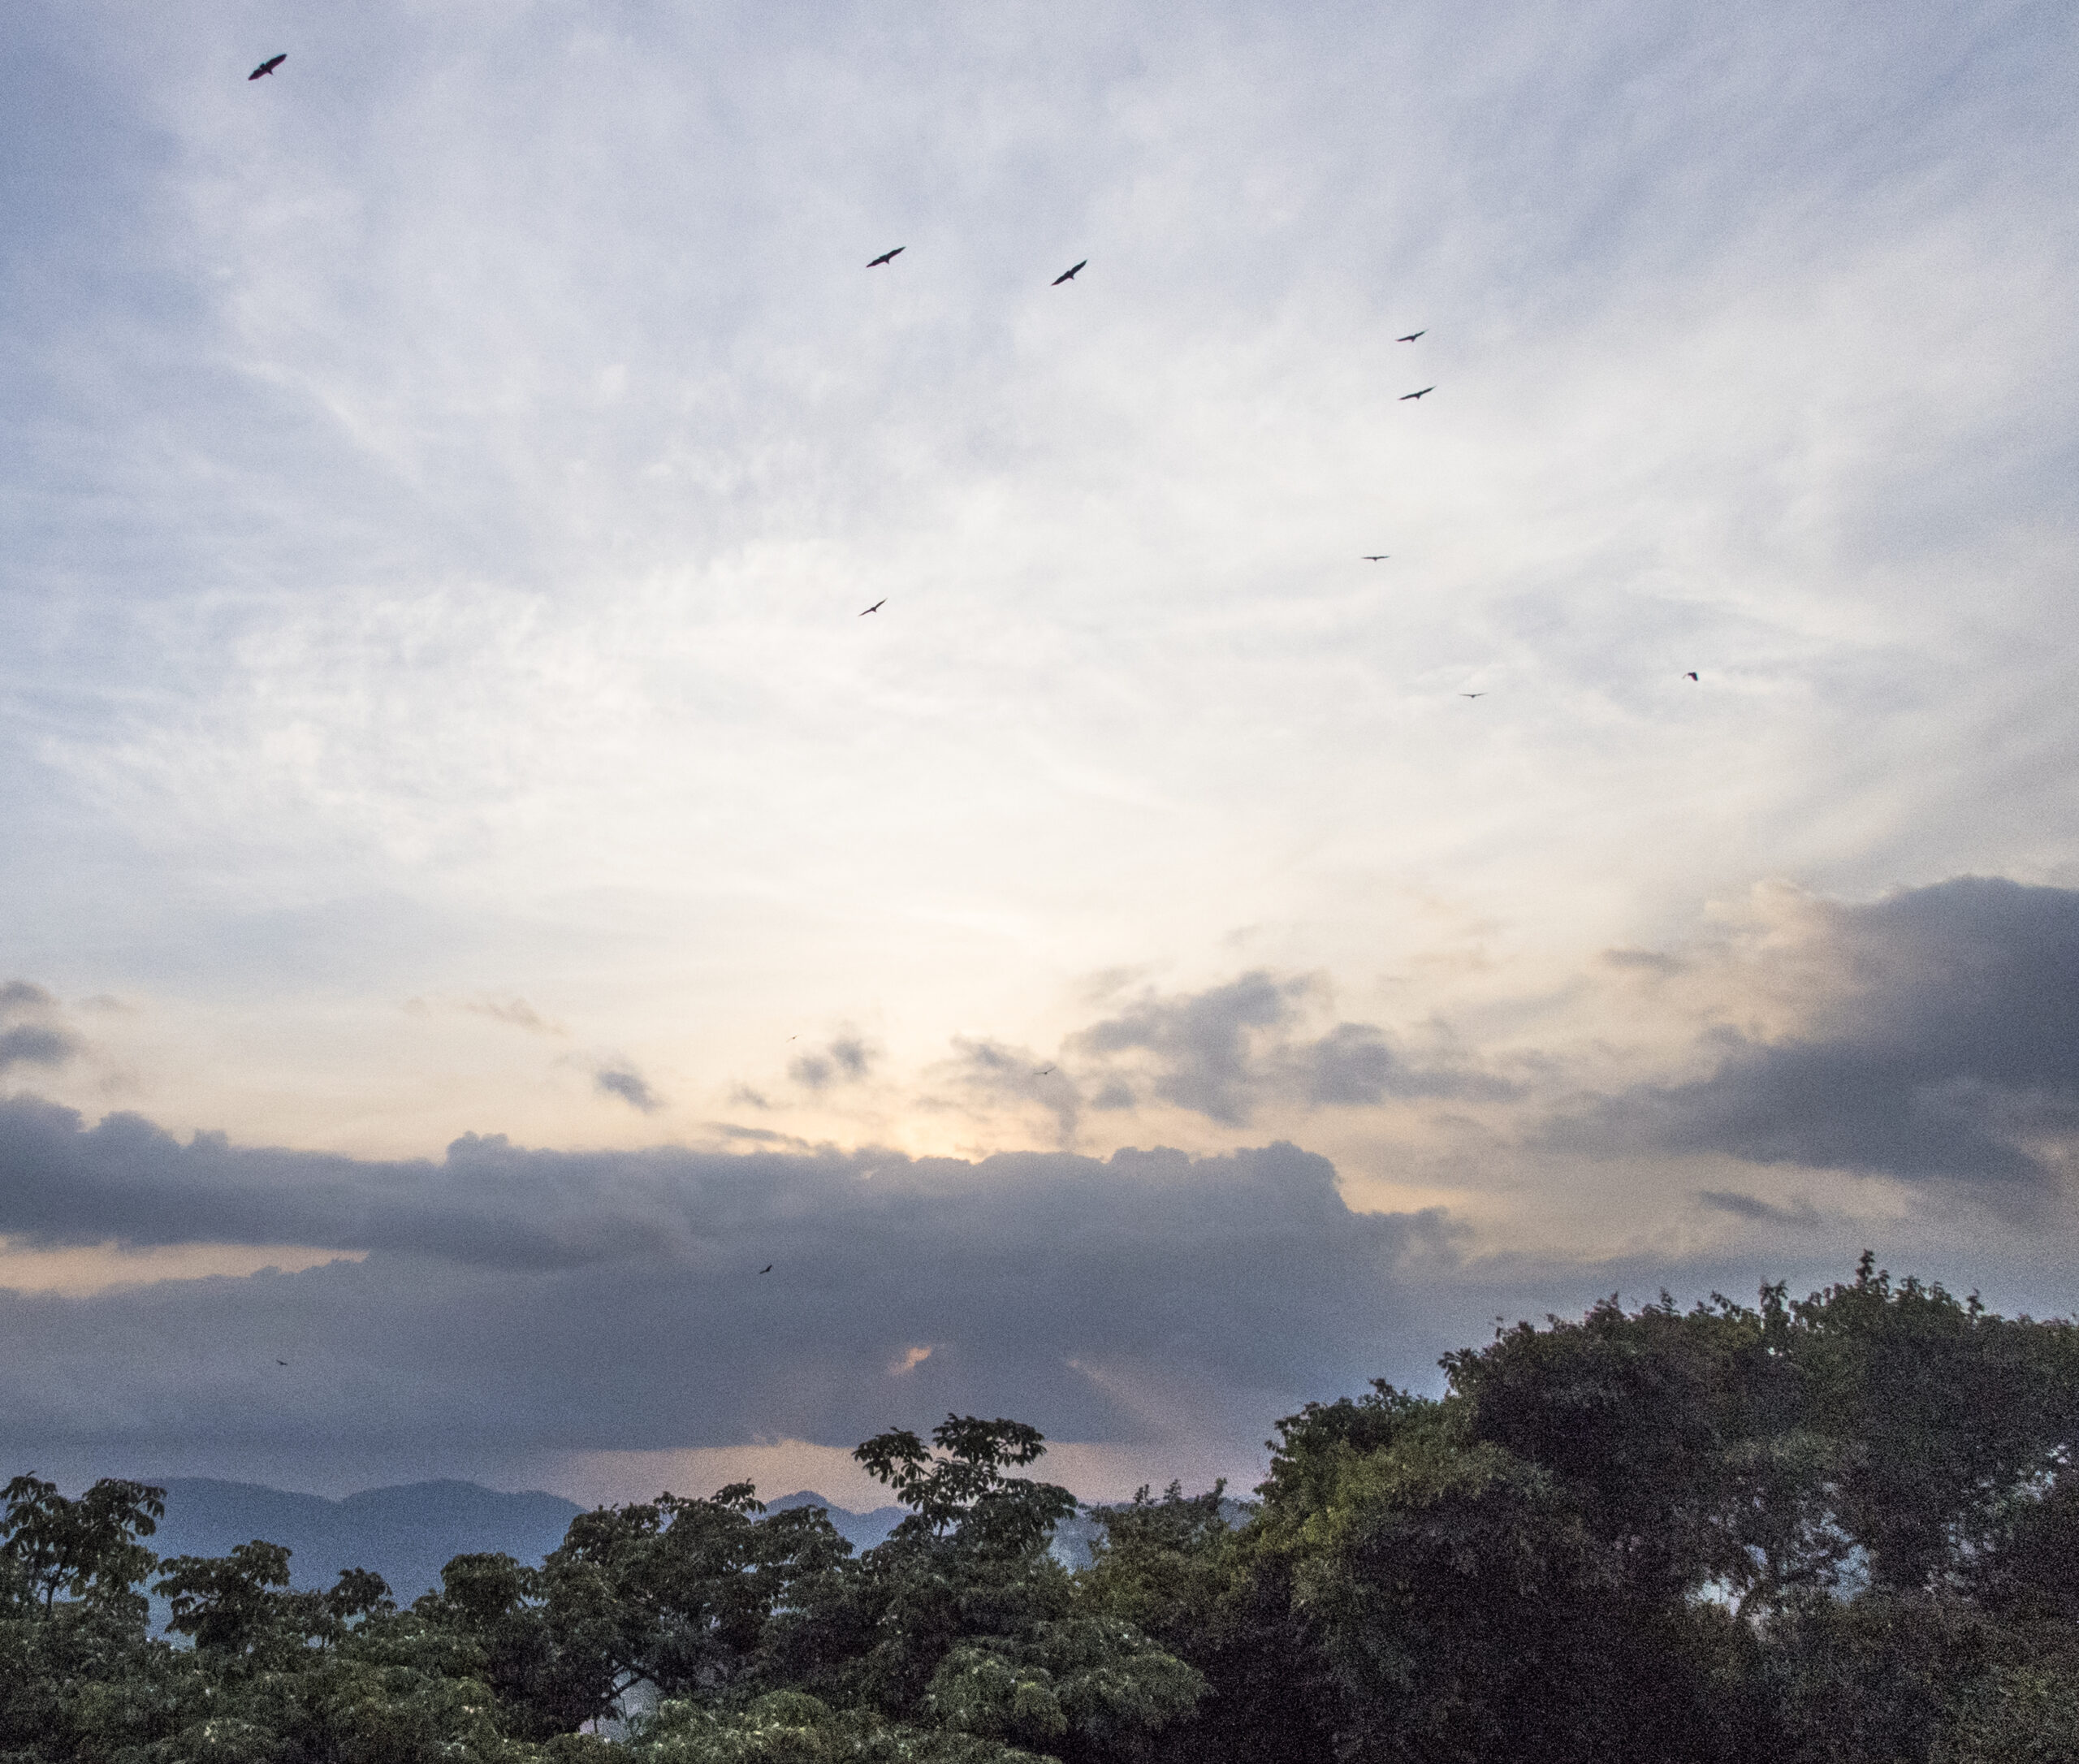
[2,0,2076,1507]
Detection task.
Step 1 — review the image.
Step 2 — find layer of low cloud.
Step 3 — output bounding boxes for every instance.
[0,1105,1451,1478]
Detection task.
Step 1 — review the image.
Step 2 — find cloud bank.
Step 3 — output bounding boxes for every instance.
[0,1106,1448,1481]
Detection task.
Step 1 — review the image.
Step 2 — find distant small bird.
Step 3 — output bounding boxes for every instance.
[1400,387,1435,400]
[1684,671,1699,681]
[1397,331,1425,342]
[276,1360,288,1366]
[1459,692,1485,698]
[1362,555,1390,561]
[249,54,286,80]
[759,1265,773,1275]
[867,247,905,267]
[859,599,885,616]
[1034,1066,1055,1077]
[1052,260,1087,285]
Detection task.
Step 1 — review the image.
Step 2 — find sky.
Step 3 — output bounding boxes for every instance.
[2,0,2076,1511]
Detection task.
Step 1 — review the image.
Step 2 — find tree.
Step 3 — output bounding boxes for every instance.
[1241,1381,1765,1764]
[540,1484,854,1713]
[0,1475,166,1613]
[824,1416,1206,1763]
[855,1417,1078,1547]
[1786,1255,2079,1594]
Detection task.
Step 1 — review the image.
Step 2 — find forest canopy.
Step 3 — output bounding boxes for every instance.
[3,1256,2075,1764]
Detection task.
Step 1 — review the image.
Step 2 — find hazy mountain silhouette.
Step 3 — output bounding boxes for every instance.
[148,1480,913,1600]
[150,1479,585,1599]
[763,1490,907,1554]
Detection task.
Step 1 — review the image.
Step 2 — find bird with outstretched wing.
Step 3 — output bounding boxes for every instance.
[867,247,905,266]
[1052,260,1087,285]
[249,54,286,80]
[1400,386,1434,400]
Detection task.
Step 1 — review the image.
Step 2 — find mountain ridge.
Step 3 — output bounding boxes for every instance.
[142,1478,915,1602]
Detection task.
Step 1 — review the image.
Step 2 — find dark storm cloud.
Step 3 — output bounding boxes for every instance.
[595,1066,663,1113]
[0,1105,1446,1464]
[1556,878,2079,1191]
[1068,971,1499,1126]
[0,1101,647,1269]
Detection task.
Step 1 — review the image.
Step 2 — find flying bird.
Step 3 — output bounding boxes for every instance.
[1034,1066,1055,1077]
[1362,555,1390,561]
[1684,671,1699,681]
[276,1360,288,1367]
[867,247,905,267]
[1052,260,1087,285]
[1459,692,1486,698]
[759,1265,773,1275]
[1400,387,1435,400]
[249,54,286,80]
[1397,331,1425,341]
[859,599,885,616]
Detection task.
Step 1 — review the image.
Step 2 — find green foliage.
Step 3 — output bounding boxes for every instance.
[1242,1385,1760,1762]
[923,1619,1204,1758]
[1076,1482,1234,1658]
[1783,1254,2079,1593]
[543,1486,854,1706]
[629,1691,1048,1764]
[1441,1255,2079,1611]
[1935,1654,2079,1764]
[854,1418,1078,1551]
[634,1412,1207,1764]
[1,1474,165,1614]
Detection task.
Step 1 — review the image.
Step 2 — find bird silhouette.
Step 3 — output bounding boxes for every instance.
[276,1360,288,1366]
[1034,1066,1055,1077]
[1684,671,1699,681]
[1362,555,1390,561]
[1459,692,1486,698]
[759,1265,773,1275]
[1397,331,1424,341]
[867,247,905,267]
[859,599,885,616]
[1052,260,1087,285]
[249,54,286,80]
[1400,387,1435,400]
